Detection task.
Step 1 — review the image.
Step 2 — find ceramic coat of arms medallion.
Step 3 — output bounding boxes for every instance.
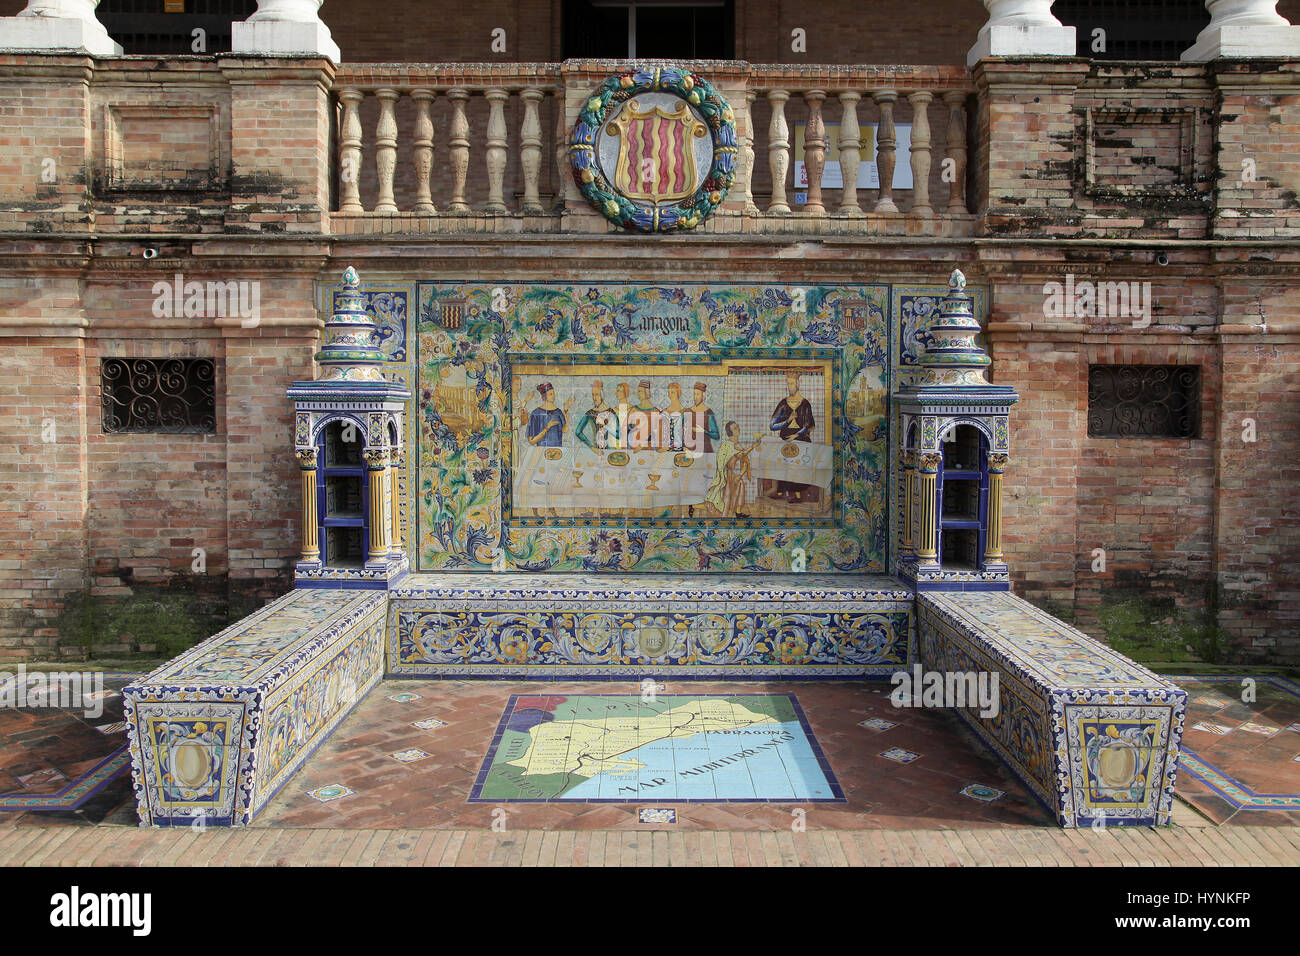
[570,67,737,232]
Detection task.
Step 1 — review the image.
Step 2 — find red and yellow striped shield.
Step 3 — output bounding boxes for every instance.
[608,99,708,204]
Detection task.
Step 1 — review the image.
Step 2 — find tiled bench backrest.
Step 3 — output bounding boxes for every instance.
[919,591,1186,827]
[123,589,387,827]
[387,572,917,678]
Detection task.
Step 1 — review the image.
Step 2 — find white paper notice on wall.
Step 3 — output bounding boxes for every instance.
[793,123,913,192]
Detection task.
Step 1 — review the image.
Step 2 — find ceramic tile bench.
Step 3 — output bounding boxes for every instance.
[918,591,1187,827]
[387,572,916,678]
[123,588,387,826]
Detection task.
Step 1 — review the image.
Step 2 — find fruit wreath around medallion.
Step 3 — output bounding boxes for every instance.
[570,67,737,232]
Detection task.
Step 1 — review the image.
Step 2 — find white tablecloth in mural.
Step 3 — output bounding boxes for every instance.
[513,445,717,510]
[747,438,833,488]
[513,438,832,511]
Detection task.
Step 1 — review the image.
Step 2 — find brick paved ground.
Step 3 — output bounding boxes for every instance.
[1,823,1299,866]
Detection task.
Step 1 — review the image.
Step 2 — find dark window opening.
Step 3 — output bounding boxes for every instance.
[98,0,256,56]
[562,0,734,59]
[101,358,217,434]
[1053,0,1210,60]
[1087,365,1201,438]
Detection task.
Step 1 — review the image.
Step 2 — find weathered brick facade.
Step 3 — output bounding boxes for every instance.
[0,1,1297,664]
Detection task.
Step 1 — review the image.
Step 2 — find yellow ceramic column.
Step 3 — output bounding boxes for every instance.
[902,450,916,554]
[389,447,402,553]
[296,448,319,562]
[366,448,388,559]
[915,453,940,567]
[986,453,1008,563]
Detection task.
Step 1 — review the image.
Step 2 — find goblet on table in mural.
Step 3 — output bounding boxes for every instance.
[511,363,832,520]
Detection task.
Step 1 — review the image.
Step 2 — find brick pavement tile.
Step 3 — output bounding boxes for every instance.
[345,828,387,866]
[521,829,544,867]
[760,831,785,866]
[697,830,716,867]
[1168,827,1221,867]
[46,827,96,866]
[156,831,203,867]
[556,829,578,866]
[1147,828,1197,866]
[1232,827,1281,866]
[437,830,467,866]
[539,830,561,866]
[1248,827,1300,864]
[828,831,861,867]
[23,826,79,866]
[368,829,406,866]
[585,830,606,867]
[455,829,483,866]
[1060,828,1102,867]
[820,830,851,867]
[284,828,328,867]
[1123,828,1167,866]
[1266,826,1300,856]
[0,826,44,863]
[856,831,890,866]
[245,828,289,867]
[986,828,1033,866]
[1198,828,1252,867]
[743,830,766,867]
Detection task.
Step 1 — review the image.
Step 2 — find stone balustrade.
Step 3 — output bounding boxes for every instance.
[329,62,975,236]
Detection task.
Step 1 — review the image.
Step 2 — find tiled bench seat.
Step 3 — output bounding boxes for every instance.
[387,572,916,678]
[123,589,387,827]
[918,591,1187,827]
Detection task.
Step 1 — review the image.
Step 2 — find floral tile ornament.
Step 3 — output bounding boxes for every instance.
[638,808,678,824]
[306,784,354,803]
[1191,722,1233,735]
[388,749,430,763]
[858,717,897,731]
[878,748,921,764]
[959,784,1004,803]
[1237,722,1280,737]
[411,717,447,731]
[1194,695,1234,708]
[387,692,422,703]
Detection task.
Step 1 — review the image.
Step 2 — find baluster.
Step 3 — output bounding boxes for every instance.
[554,86,569,210]
[838,91,863,217]
[412,89,436,215]
[485,88,509,214]
[447,89,471,214]
[801,90,827,215]
[873,90,898,213]
[374,88,399,214]
[338,88,363,213]
[908,91,933,217]
[520,88,544,215]
[740,89,759,215]
[767,89,791,214]
[943,91,968,214]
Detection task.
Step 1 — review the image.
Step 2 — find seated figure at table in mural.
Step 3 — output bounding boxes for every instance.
[574,379,617,450]
[525,383,568,447]
[706,421,761,518]
[769,371,818,504]
[682,382,719,455]
[661,382,686,451]
[626,380,659,450]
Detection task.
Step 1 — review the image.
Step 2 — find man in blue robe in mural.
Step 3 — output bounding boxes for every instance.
[526,382,567,447]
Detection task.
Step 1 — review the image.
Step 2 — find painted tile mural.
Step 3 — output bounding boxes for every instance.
[415,281,891,573]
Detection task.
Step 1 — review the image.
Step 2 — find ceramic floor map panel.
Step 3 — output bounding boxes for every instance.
[470,694,843,802]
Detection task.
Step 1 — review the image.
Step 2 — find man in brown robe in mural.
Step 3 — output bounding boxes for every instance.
[769,371,817,504]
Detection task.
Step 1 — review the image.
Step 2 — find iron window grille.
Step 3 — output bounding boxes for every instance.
[1087,364,1200,438]
[101,358,217,434]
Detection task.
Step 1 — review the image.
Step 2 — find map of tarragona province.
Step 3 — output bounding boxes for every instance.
[470,694,843,802]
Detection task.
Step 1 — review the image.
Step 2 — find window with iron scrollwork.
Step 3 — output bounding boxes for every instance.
[1087,365,1199,439]
[101,358,217,434]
